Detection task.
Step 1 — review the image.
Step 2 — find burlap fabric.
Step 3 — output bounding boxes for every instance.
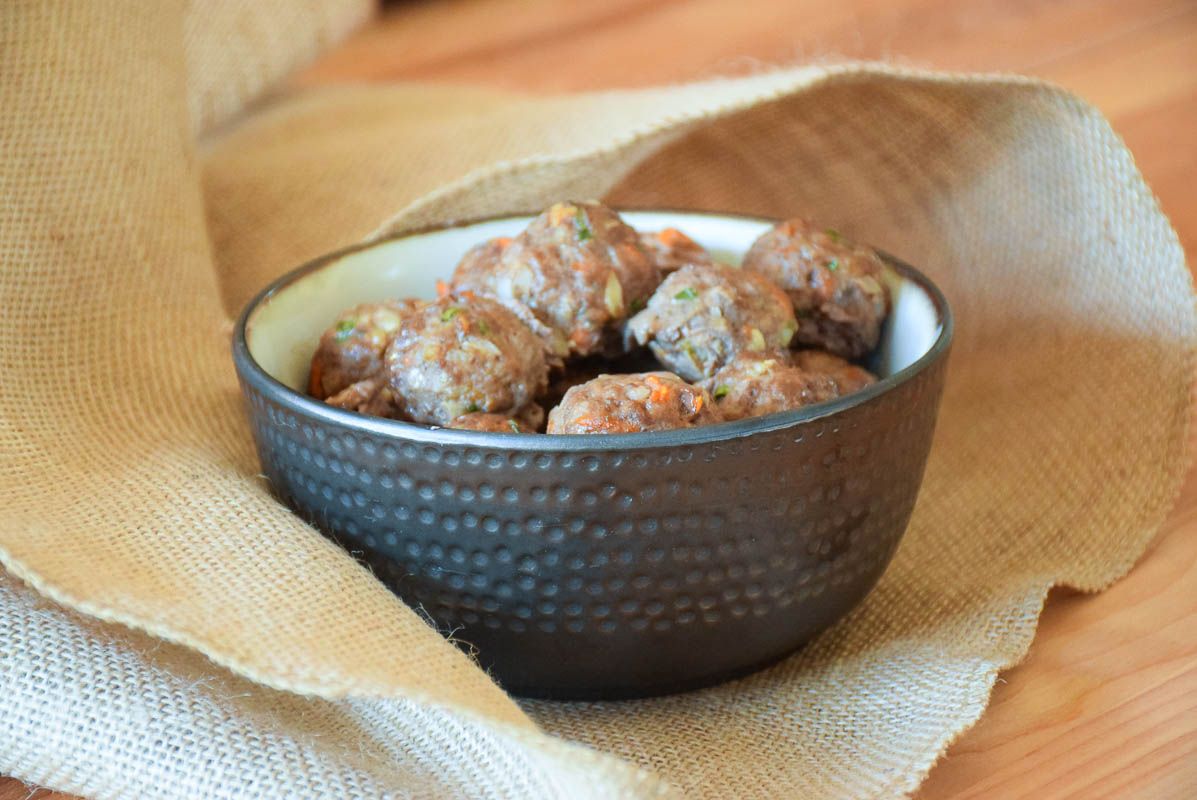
[2,1,1193,798]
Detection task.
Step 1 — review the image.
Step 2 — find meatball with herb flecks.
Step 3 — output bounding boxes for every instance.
[792,349,878,395]
[452,201,660,359]
[625,262,797,382]
[384,295,549,425]
[699,352,838,422]
[546,372,720,434]
[448,411,538,434]
[507,401,546,432]
[741,218,889,359]
[323,373,405,419]
[449,237,512,293]
[539,350,662,412]
[309,299,424,399]
[639,228,717,274]
[450,238,562,365]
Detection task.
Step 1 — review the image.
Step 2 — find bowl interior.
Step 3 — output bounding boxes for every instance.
[245,211,942,394]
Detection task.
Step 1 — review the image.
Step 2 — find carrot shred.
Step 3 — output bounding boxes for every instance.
[435,279,449,297]
[308,362,324,398]
[645,375,671,404]
[657,228,686,246]
[496,237,512,247]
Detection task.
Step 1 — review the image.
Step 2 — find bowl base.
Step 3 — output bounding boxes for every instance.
[496,638,813,701]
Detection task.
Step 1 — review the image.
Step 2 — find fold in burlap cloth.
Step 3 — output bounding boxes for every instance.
[2,2,1193,798]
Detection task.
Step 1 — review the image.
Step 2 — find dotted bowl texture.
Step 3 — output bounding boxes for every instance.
[233,225,952,700]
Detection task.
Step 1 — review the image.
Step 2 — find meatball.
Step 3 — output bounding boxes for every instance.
[450,237,512,291]
[309,299,424,399]
[384,296,549,425]
[449,401,544,432]
[448,411,538,434]
[700,352,837,422]
[452,201,660,358]
[546,372,720,434]
[639,228,716,274]
[625,262,797,382]
[324,373,405,419]
[539,350,662,412]
[792,349,878,395]
[541,356,611,414]
[741,218,889,359]
[450,236,563,365]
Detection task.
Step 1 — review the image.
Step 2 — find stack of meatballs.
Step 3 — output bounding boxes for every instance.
[308,201,889,435]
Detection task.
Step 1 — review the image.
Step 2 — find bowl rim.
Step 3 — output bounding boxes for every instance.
[232,208,953,451]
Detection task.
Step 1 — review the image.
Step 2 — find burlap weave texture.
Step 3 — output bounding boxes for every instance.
[1,2,1192,799]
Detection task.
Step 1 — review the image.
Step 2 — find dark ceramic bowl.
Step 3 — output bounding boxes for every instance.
[232,210,952,700]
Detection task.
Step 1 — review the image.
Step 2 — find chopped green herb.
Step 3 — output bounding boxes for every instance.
[673,287,698,301]
[826,259,839,272]
[779,322,797,346]
[746,327,766,351]
[826,228,844,243]
[629,297,645,313]
[508,420,521,433]
[476,319,491,336]
[440,307,462,322]
[575,208,593,242]
[334,319,356,340]
[713,385,730,400]
[796,307,814,318]
[466,402,480,413]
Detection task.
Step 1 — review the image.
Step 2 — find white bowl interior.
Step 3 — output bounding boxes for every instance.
[246,212,942,392]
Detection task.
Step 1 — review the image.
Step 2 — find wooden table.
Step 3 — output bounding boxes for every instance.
[4,1,1193,797]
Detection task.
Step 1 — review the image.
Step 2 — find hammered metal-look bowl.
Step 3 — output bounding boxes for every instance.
[232,211,952,700]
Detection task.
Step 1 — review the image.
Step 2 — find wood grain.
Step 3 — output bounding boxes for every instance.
[4,0,1194,797]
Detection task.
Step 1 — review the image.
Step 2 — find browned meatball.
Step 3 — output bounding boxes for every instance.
[450,237,512,291]
[546,372,720,434]
[450,236,563,365]
[452,201,660,358]
[741,218,889,359]
[514,401,547,432]
[309,299,424,399]
[791,349,878,395]
[699,352,837,422]
[541,357,610,414]
[538,350,661,412]
[448,411,538,434]
[639,228,716,274]
[324,373,405,418]
[384,296,549,425]
[625,262,797,382]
